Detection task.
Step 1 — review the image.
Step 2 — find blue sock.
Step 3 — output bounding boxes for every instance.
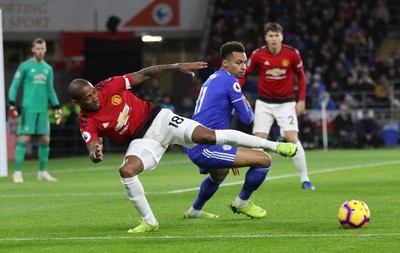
[192,175,224,210]
[238,166,270,200]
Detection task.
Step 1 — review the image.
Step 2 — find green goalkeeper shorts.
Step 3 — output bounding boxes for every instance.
[17,112,50,135]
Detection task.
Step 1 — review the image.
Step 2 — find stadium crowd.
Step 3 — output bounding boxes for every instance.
[184,0,400,149]
[200,0,400,111]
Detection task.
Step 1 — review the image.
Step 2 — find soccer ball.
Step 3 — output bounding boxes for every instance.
[338,199,371,228]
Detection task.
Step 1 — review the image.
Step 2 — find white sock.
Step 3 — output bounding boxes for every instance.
[121,176,157,225]
[187,207,201,217]
[215,129,277,151]
[234,196,249,207]
[292,141,310,182]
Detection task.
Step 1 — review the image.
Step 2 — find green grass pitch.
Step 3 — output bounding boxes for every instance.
[1,148,399,253]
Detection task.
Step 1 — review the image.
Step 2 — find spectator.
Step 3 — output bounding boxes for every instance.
[333,104,355,148]
[356,110,381,148]
[298,113,316,149]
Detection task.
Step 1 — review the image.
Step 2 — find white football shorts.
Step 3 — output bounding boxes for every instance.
[125,109,201,171]
[253,100,298,134]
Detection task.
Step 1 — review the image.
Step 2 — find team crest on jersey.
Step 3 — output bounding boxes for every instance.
[222,145,232,151]
[281,59,290,67]
[111,94,122,105]
[233,82,241,93]
[82,131,91,143]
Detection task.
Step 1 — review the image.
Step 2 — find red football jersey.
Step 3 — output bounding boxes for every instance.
[79,75,160,145]
[239,44,306,101]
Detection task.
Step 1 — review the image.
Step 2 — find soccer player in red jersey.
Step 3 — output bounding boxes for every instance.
[239,23,315,190]
[68,62,297,233]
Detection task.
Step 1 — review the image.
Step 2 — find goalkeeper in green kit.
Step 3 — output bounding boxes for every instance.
[8,38,62,183]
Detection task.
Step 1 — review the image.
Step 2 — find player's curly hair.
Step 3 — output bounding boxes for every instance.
[220,41,245,60]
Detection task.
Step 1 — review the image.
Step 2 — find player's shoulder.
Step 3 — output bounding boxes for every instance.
[251,45,268,56]
[19,58,34,68]
[41,60,53,69]
[282,44,300,55]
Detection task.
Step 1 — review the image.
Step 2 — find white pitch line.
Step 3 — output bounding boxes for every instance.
[1,233,400,242]
[1,160,399,198]
[166,160,400,194]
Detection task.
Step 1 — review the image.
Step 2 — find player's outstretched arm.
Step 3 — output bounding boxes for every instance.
[88,137,104,163]
[129,62,207,86]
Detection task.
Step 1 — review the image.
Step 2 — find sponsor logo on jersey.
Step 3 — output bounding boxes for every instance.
[102,122,109,128]
[34,74,47,81]
[115,103,130,131]
[111,94,122,105]
[82,131,91,143]
[14,71,20,78]
[266,68,286,76]
[281,59,290,67]
[233,82,241,93]
[264,61,270,65]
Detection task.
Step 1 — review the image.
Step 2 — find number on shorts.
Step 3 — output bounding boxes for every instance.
[289,115,294,125]
[169,116,184,128]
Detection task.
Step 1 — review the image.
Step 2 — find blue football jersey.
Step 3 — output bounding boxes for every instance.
[192,69,253,130]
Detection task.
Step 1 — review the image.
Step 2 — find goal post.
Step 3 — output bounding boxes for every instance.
[0,9,9,177]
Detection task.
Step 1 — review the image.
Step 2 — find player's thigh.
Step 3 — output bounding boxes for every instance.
[232,147,271,168]
[189,144,237,174]
[253,100,275,134]
[37,113,50,135]
[144,109,201,147]
[17,113,39,135]
[125,138,167,171]
[274,102,298,132]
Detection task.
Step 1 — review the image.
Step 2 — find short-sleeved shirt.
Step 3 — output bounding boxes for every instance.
[79,75,161,145]
[185,68,254,173]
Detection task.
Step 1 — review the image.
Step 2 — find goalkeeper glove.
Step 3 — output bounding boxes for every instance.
[8,102,18,119]
[55,108,63,125]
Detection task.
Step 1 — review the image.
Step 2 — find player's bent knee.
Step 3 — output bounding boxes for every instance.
[119,158,143,178]
[260,151,272,167]
[192,126,216,144]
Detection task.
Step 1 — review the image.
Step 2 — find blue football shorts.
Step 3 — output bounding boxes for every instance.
[184,144,238,174]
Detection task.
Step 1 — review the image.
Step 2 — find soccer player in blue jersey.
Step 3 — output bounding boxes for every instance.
[183,41,296,219]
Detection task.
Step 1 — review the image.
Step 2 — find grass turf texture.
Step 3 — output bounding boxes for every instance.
[1,148,399,252]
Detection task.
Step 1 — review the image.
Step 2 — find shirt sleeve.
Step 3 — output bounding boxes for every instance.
[80,117,99,145]
[123,74,133,89]
[293,50,306,101]
[47,67,61,107]
[8,64,25,103]
[228,80,254,125]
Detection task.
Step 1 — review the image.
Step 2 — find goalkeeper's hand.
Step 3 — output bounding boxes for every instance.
[8,103,18,119]
[55,109,63,125]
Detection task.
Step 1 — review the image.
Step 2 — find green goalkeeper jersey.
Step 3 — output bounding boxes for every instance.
[8,58,60,113]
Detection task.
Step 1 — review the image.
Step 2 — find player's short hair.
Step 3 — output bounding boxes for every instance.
[32,37,46,46]
[220,41,245,60]
[264,23,283,35]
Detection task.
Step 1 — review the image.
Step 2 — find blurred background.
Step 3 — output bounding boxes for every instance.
[2,0,400,159]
